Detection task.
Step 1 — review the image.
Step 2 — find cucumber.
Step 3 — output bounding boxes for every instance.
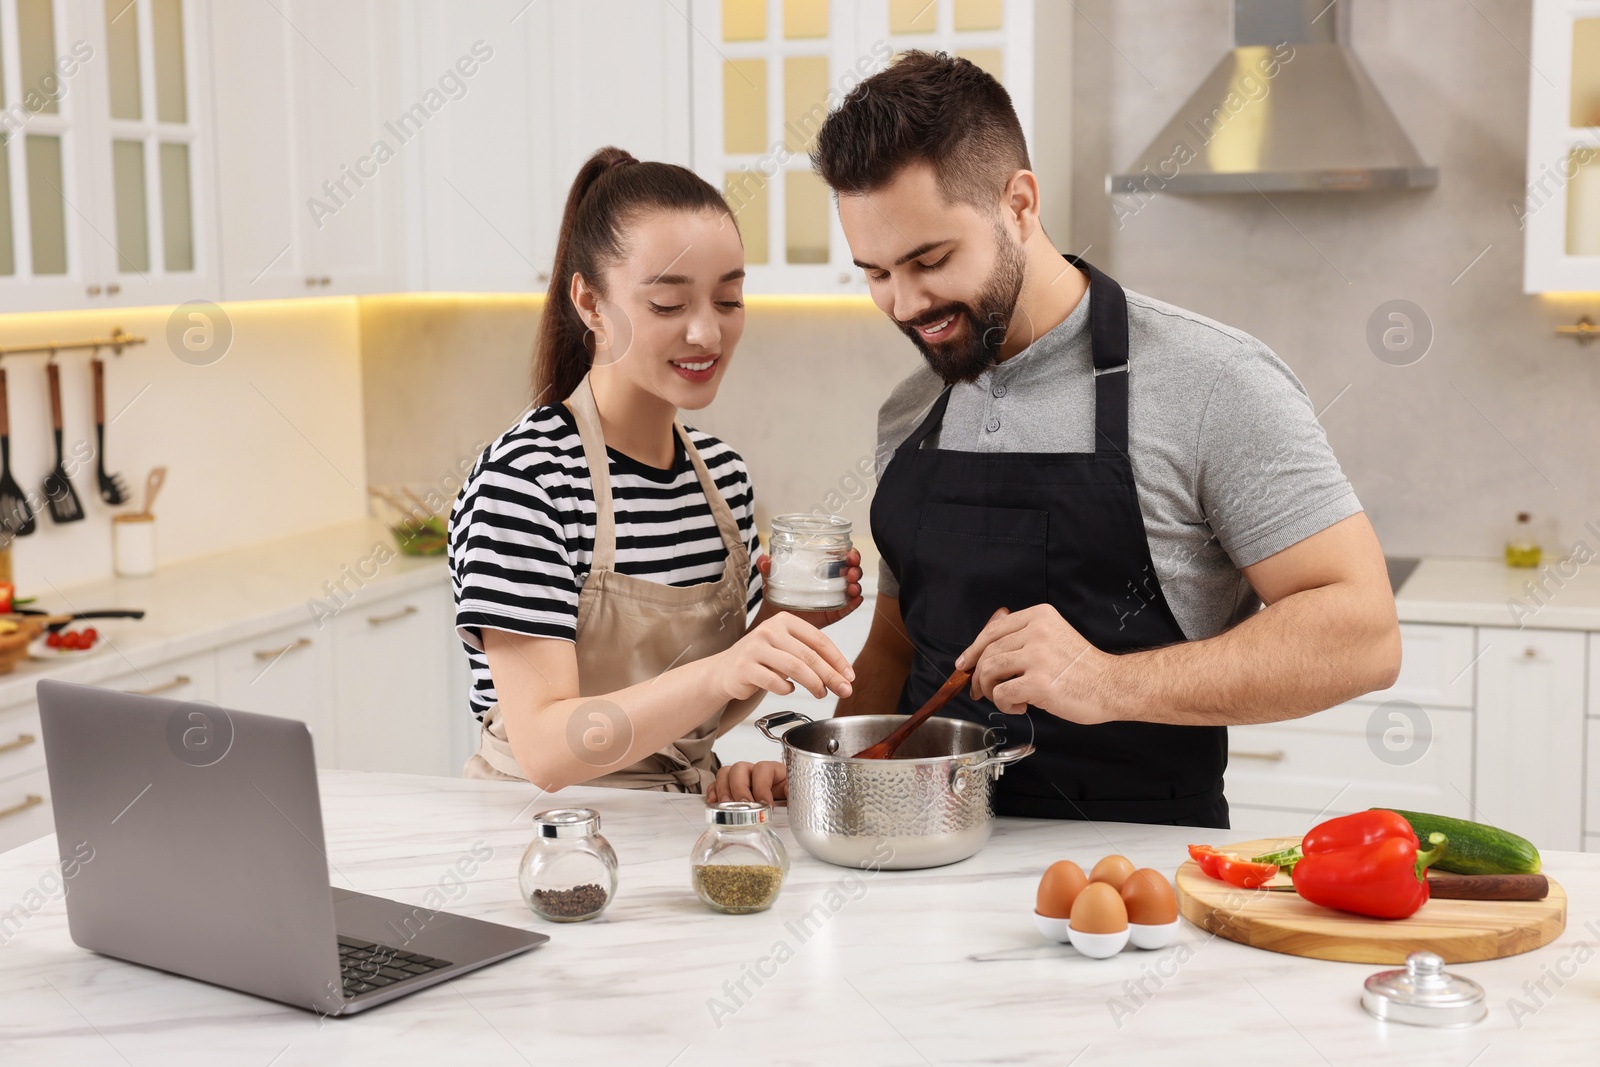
[1375,808,1541,875]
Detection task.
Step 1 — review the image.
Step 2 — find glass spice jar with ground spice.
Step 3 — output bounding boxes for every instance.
[691,801,788,914]
[518,808,617,922]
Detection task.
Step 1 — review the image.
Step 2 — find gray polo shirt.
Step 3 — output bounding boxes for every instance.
[874,283,1362,641]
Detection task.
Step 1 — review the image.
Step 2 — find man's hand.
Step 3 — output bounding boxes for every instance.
[955,606,1119,724]
[706,760,788,805]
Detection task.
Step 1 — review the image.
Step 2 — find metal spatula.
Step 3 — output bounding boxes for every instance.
[41,362,84,523]
[853,667,974,759]
[0,368,35,536]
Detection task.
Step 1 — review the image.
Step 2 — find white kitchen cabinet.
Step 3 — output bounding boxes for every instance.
[1475,627,1587,851]
[404,0,557,294]
[0,698,45,853]
[403,0,691,295]
[688,0,1034,294]
[1226,703,1475,827]
[216,619,337,767]
[1524,0,1600,292]
[0,0,215,310]
[0,767,53,854]
[1346,623,1476,710]
[209,0,400,300]
[331,586,453,776]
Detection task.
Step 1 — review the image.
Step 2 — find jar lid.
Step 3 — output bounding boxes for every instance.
[1361,952,1486,1028]
[706,800,769,826]
[532,807,601,839]
[771,514,852,536]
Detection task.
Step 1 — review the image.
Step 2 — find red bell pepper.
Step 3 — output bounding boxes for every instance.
[1187,844,1279,889]
[1289,811,1448,920]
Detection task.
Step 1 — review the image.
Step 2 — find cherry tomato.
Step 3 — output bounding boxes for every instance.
[82,627,98,643]
[45,632,60,648]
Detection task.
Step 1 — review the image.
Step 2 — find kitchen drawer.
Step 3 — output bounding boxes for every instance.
[1587,835,1600,855]
[1225,703,1473,819]
[96,652,220,705]
[0,766,53,853]
[1588,723,1600,838]
[1347,624,1475,710]
[0,702,43,784]
[217,621,336,767]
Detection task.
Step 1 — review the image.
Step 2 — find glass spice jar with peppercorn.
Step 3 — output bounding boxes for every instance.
[691,800,788,914]
[518,808,617,922]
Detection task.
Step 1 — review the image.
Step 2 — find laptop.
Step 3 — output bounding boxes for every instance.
[37,679,547,1015]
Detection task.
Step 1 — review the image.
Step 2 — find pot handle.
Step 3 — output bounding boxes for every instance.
[965,742,1036,776]
[948,743,1034,793]
[755,710,813,743]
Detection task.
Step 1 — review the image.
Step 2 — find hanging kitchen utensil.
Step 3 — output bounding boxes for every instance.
[137,466,167,518]
[91,357,128,505]
[853,667,974,759]
[0,368,36,537]
[41,361,84,523]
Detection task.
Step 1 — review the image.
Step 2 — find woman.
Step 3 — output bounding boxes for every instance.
[450,147,860,800]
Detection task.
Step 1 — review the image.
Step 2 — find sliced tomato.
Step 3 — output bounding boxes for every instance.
[1187,844,1279,889]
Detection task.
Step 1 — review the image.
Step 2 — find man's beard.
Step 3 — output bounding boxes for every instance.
[895,231,1027,385]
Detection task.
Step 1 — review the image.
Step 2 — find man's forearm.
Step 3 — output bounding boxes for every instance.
[1104,581,1400,727]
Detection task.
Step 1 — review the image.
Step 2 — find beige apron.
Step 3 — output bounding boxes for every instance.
[464,377,755,792]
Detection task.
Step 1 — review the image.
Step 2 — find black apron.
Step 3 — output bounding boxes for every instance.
[870,257,1229,828]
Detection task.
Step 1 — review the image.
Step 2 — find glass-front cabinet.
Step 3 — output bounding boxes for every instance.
[0,0,212,311]
[1525,0,1600,292]
[690,0,1035,294]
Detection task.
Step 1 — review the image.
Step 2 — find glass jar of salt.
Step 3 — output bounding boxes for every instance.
[766,515,852,611]
[518,808,617,922]
[691,801,788,914]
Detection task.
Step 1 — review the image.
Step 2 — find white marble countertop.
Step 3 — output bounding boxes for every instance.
[0,518,447,707]
[1396,555,1600,631]
[0,770,1593,1065]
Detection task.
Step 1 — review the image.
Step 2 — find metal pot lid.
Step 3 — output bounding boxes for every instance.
[1361,952,1486,1028]
[707,800,769,826]
[532,807,601,838]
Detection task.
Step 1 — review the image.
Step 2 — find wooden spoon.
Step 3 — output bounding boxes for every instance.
[853,667,973,760]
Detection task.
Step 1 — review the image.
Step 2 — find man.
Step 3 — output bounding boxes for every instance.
[805,51,1399,828]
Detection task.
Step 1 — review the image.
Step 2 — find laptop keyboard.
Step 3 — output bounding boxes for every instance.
[338,936,453,997]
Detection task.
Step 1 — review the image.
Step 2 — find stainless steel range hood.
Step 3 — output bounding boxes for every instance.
[1107,0,1437,195]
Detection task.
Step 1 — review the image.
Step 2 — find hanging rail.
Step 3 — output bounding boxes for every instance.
[0,327,144,360]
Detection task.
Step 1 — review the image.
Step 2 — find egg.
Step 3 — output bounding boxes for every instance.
[1120,868,1178,926]
[1035,860,1088,919]
[1089,854,1136,890]
[1068,880,1129,934]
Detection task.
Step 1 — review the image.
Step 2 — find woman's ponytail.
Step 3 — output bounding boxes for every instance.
[532,147,735,405]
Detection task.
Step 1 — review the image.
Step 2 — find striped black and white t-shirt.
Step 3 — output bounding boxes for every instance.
[449,403,762,721]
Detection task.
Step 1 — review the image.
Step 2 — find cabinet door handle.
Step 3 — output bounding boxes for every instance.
[130,675,191,696]
[318,276,331,286]
[367,604,418,626]
[254,636,312,661]
[1522,647,1538,659]
[1229,749,1286,762]
[0,732,36,755]
[0,794,43,820]
[87,284,102,296]
[106,283,120,295]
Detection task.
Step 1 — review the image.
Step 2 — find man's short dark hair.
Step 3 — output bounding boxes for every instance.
[811,50,1030,210]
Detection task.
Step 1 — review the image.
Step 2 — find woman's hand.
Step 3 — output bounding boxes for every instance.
[706,760,787,805]
[708,614,855,703]
[756,548,864,629]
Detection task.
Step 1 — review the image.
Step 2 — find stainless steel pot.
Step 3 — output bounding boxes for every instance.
[755,711,1033,870]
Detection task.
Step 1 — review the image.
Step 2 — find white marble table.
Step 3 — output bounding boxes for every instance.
[1,772,1595,1066]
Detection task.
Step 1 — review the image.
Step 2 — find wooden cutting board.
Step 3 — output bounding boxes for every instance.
[1175,837,1567,964]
